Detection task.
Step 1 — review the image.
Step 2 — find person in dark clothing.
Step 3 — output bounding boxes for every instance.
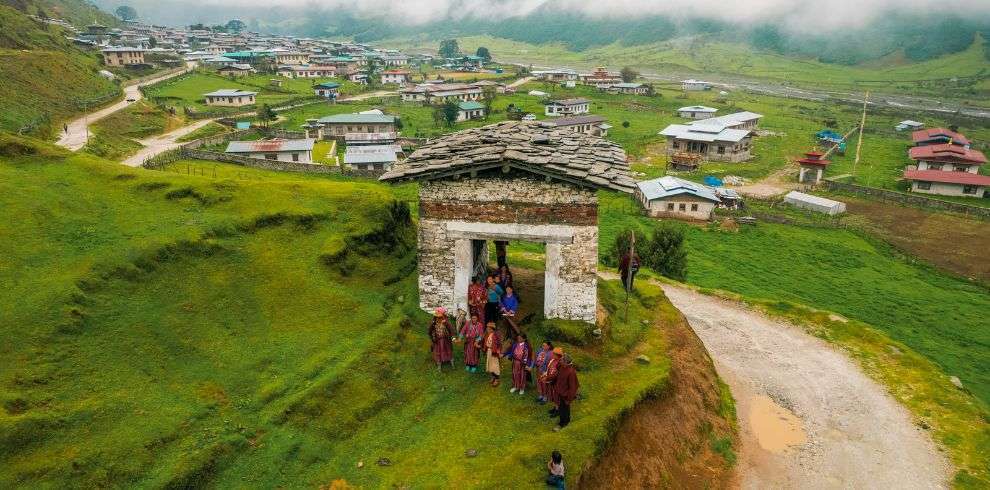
[553,355,579,431]
[618,250,640,292]
[495,240,508,268]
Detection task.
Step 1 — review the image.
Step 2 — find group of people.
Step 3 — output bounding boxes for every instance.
[427,276,580,433]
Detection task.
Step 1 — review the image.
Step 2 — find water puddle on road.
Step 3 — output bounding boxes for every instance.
[749,395,807,453]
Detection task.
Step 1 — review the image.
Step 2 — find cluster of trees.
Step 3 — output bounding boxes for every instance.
[613,225,687,282]
[187,19,246,34]
[114,5,137,21]
[438,40,494,62]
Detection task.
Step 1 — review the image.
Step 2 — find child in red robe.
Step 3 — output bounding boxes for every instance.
[459,313,484,373]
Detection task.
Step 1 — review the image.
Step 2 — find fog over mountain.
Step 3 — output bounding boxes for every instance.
[94,0,990,64]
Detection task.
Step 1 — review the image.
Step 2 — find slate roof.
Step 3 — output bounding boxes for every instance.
[545,115,607,127]
[379,121,633,193]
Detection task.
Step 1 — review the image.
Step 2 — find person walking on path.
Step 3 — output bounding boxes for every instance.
[503,333,533,395]
[459,312,484,373]
[428,308,454,370]
[553,355,579,431]
[483,322,502,386]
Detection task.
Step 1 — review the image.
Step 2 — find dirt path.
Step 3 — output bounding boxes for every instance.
[508,76,534,88]
[121,119,215,167]
[659,283,951,489]
[56,66,194,151]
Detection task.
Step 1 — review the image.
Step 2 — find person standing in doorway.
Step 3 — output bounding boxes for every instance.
[483,322,502,386]
[495,240,508,268]
[468,276,487,325]
[499,285,520,340]
[497,265,513,291]
[428,308,454,370]
[503,333,533,395]
[485,276,503,326]
[459,312,484,373]
[553,355,579,431]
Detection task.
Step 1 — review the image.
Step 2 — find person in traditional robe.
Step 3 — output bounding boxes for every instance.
[533,342,554,404]
[483,322,502,386]
[553,355,579,431]
[503,333,533,395]
[542,347,563,416]
[485,276,504,326]
[467,276,487,325]
[428,307,454,370]
[459,312,484,372]
[619,250,640,292]
[499,286,520,340]
[497,265,513,290]
[495,240,508,268]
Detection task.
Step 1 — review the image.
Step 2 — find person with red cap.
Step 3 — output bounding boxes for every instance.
[428,307,454,370]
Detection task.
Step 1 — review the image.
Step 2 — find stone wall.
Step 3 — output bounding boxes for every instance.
[823,179,990,218]
[181,149,341,174]
[417,174,600,322]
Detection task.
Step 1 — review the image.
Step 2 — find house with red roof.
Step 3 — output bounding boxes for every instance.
[381,69,412,86]
[911,128,970,148]
[903,143,989,198]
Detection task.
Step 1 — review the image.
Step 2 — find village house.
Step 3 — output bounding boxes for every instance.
[313,82,340,99]
[224,138,315,163]
[678,105,718,119]
[690,111,763,131]
[912,127,970,147]
[544,98,590,117]
[400,83,482,103]
[273,50,310,65]
[456,101,485,121]
[203,55,238,66]
[343,144,401,172]
[682,79,712,91]
[532,69,579,83]
[382,53,410,67]
[659,123,753,162]
[217,64,255,77]
[903,143,989,198]
[608,83,648,95]
[379,121,634,322]
[472,79,507,94]
[203,89,257,107]
[304,112,397,140]
[277,64,337,78]
[381,69,412,85]
[895,120,924,132]
[580,66,622,89]
[635,176,721,220]
[544,115,610,137]
[101,46,146,66]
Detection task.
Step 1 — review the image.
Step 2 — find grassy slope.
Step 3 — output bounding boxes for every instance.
[82,100,186,159]
[386,34,990,101]
[598,192,990,406]
[0,5,119,137]
[0,139,677,487]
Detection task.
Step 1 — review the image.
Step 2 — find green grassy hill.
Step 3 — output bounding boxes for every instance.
[0,4,120,138]
[387,34,990,102]
[0,135,712,487]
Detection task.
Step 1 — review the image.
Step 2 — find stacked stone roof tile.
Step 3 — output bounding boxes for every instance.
[380,121,634,193]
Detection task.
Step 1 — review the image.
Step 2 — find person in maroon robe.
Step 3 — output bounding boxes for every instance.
[429,307,454,370]
[553,355,579,431]
[533,342,554,404]
[459,312,484,373]
[542,347,563,415]
[467,276,487,325]
[503,333,533,395]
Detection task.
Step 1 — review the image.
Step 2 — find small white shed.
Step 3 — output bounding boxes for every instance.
[783,191,846,215]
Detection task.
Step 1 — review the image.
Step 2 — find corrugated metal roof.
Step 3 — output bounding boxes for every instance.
[225,138,314,153]
[458,101,484,111]
[659,124,750,143]
[547,98,589,106]
[318,113,396,124]
[678,105,717,113]
[688,111,762,128]
[636,176,720,202]
[204,89,257,97]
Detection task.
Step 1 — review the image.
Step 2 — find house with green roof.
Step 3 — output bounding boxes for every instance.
[456,101,485,122]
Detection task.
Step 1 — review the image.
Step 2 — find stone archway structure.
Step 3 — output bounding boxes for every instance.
[381,121,634,323]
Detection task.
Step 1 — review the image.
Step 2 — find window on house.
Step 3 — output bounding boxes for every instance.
[691,204,699,211]
[292,153,300,162]
[717,146,725,154]
[916,181,931,190]
[679,203,686,211]
[666,203,675,211]
[963,185,978,195]
[955,165,968,172]
[265,154,277,160]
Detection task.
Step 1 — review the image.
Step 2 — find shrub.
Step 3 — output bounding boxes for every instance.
[642,224,688,281]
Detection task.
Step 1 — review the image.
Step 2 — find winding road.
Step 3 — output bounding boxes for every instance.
[56,66,193,151]
[658,284,951,489]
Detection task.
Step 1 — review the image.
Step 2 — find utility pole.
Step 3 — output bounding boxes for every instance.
[852,91,869,180]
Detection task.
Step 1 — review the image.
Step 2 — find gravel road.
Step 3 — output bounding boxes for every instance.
[659,284,951,489]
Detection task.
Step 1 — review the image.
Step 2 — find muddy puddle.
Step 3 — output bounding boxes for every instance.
[749,395,807,453]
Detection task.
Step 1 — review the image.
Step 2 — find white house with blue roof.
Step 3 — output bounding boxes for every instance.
[635,176,722,220]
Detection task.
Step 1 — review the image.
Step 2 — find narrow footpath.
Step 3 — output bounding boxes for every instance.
[658,283,951,489]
